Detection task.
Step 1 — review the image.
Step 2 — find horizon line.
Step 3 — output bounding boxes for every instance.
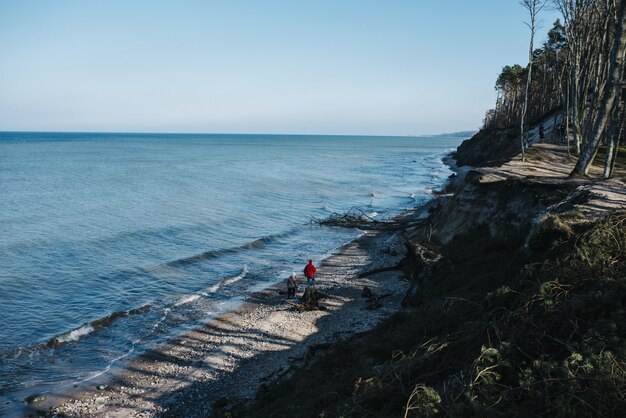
[0,129,477,138]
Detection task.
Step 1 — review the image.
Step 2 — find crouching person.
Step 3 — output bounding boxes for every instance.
[287,272,298,298]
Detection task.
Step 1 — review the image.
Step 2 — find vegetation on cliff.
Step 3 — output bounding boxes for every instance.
[218,210,626,418]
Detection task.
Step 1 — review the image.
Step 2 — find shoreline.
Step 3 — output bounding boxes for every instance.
[31,178,443,417]
[228,139,626,417]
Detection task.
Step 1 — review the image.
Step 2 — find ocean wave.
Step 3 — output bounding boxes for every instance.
[173,294,201,307]
[54,324,94,344]
[44,304,152,348]
[166,231,294,268]
[91,304,152,329]
[208,265,248,293]
[75,313,168,386]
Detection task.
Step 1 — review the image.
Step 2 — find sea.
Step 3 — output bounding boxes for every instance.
[0,132,461,411]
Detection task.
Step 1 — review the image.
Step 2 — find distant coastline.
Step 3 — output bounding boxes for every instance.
[426,130,478,138]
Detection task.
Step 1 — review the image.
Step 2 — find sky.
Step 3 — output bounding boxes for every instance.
[0,0,561,135]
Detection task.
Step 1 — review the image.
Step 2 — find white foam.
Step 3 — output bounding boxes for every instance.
[173,294,201,307]
[147,307,169,334]
[224,264,248,285]
[208,265,248,293]
[79,364,114,384]
[55,324,94,344]
[77,348,134,384]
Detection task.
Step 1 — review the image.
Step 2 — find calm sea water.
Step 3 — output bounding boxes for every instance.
[0,132,459,408]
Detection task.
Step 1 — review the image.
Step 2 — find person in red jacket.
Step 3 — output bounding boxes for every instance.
[304,259,317,286]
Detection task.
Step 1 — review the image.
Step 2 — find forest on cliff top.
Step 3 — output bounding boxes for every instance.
[483,0,626,178]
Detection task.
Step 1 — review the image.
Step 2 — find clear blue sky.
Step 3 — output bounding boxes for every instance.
[0,0,561,135]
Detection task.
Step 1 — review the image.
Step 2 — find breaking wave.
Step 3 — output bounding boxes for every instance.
[54,324,94,344]
[208,265,248,293]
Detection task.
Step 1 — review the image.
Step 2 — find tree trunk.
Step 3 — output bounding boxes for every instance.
[573,0,626,176]
[572,53,582,155]
[604,134,618,179]
[604,100,625,179]
[520,4,538,162]
[541,55,548,115]
[565,63,572,157]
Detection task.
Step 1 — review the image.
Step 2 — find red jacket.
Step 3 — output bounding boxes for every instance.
[304,261,316,277]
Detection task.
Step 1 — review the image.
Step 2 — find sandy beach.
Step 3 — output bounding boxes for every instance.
[31,204,432,418]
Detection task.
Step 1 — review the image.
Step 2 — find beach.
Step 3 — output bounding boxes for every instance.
[0,133,458,418]
[35,204,431,417]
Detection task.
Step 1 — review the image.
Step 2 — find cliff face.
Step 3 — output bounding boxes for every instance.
[417,177,575,245]
[455,126,520,167]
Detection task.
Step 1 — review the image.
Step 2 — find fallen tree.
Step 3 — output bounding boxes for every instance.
[310,207,391,229]
[311,207,426,230]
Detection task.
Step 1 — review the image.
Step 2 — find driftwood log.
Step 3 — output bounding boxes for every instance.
[361,286,392,310]
[288,286,328,312]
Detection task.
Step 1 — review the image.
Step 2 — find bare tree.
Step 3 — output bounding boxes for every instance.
[553,0,593,155]
[603,100,625,178]
[520,0,549,161]
[482,0,625,177]
[572,0,626,176]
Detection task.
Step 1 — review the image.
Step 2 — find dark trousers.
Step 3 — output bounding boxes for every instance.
[287,287,296,298]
